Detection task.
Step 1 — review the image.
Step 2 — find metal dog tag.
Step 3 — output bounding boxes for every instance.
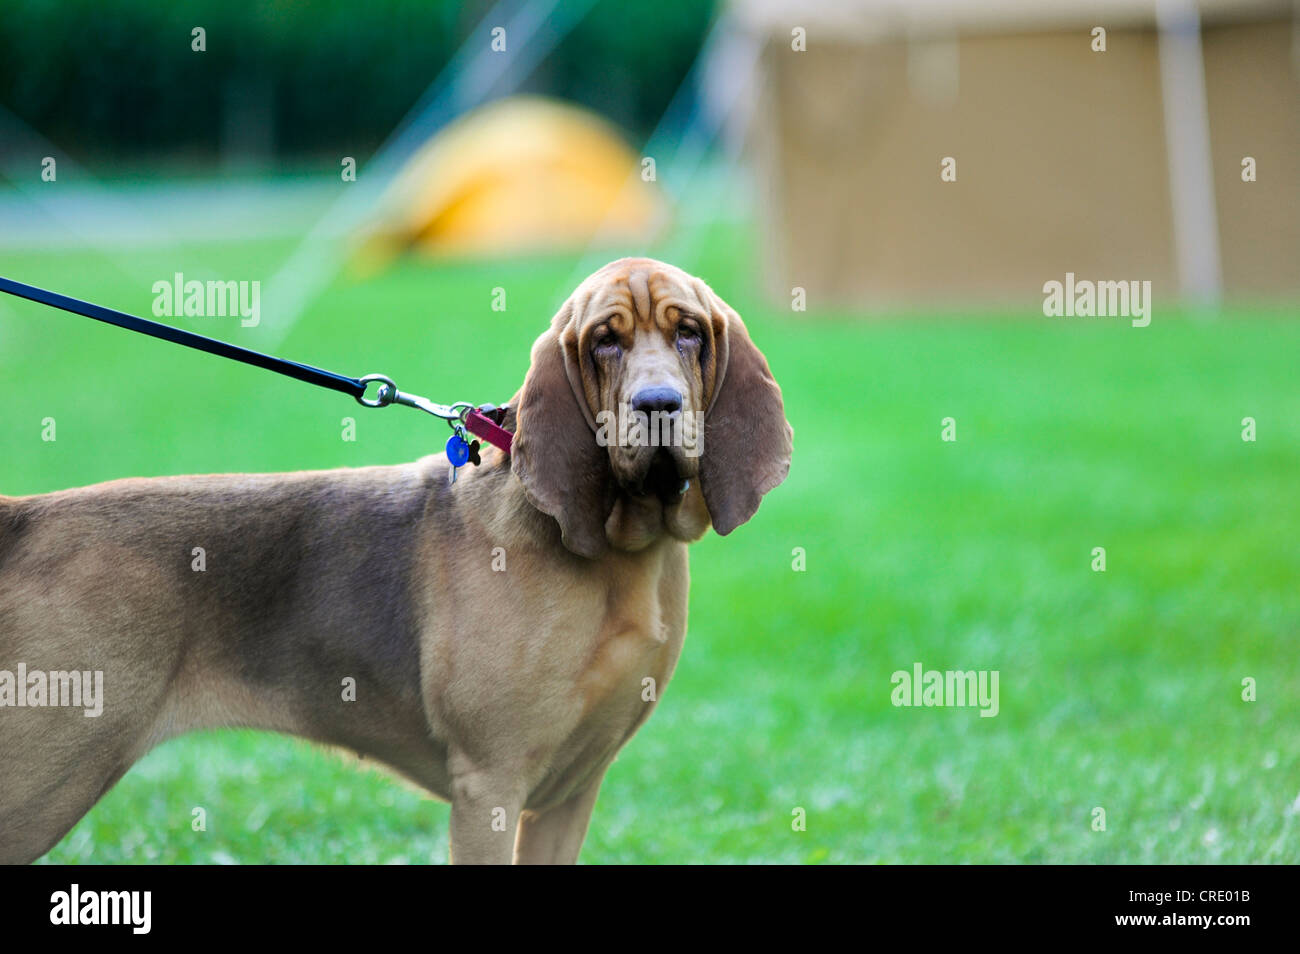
[447,432,470,484]
[446,433,470,467]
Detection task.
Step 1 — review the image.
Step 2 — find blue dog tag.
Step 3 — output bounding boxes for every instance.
[446,433,470,467]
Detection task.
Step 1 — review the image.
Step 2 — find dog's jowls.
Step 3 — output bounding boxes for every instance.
[0,257,792,864]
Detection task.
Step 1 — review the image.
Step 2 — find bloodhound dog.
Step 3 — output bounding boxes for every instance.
[0,257,792,864]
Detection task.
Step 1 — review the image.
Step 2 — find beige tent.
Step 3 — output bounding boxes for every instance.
[356,96,663,266]
[736,0,1299,307]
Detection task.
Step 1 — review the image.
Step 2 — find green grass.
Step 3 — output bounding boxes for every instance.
[3,222,1298,864]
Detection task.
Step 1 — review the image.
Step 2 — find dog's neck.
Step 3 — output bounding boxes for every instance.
[452,443,709,556]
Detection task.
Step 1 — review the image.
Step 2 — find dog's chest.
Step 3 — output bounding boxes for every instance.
[577,600,678,723]
[512,543,692,806]
[525,599,684,808]
[419,530,691,806]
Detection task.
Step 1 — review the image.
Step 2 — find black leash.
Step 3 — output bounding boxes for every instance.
[0,274,380,398]
[0,275,514,464]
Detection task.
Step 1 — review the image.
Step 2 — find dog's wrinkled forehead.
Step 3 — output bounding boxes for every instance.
[567,258,709,333]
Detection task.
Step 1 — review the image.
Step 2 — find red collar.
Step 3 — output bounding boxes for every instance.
[463,406,513,454]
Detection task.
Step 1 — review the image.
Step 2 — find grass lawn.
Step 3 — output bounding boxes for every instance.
[2,221,1298,863]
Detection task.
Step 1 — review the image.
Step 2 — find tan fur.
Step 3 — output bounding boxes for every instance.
[0,258,792,864]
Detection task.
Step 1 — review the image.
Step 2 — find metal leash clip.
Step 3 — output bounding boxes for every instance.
[357,375,483,485]
[356,373,473,422]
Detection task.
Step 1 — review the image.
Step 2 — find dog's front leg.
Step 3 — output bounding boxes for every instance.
[512,775,605,865]
[447,758,526,865]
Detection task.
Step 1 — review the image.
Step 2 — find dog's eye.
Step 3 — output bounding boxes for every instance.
[592,332,621,357]
[676,325,700,346]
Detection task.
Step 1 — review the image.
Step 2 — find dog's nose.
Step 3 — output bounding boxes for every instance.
[632,387,682,415]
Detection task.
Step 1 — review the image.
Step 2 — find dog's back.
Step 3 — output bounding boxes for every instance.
[0,465,442,862]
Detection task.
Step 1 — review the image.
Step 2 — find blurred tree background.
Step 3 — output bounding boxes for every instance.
[0,0,715,168]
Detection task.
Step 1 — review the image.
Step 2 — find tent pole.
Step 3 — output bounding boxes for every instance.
[1156,0,1223,308]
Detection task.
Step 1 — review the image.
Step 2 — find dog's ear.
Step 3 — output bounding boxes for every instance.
[697,291,793,536]
[511,305,612,558]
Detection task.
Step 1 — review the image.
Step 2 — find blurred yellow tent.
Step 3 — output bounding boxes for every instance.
[354,96,663,266]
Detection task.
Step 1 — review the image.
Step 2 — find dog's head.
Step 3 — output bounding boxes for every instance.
[511,258,792,558]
